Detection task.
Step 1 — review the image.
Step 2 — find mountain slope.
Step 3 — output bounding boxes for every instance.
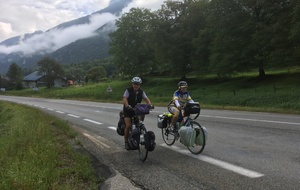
[0,0,132,75]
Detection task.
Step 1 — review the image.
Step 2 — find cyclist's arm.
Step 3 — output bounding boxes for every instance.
[123,90,130,107]
[142,92,152,105]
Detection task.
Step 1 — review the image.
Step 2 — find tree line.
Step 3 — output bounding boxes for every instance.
[109,0,300,78]
[3,57,113,89]
[2,0,299,89]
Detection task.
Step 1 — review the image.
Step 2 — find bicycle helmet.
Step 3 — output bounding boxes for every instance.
[178,81,188,88]
[131,77,142,84]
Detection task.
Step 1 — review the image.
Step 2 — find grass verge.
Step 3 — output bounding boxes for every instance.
[0,101,102,190]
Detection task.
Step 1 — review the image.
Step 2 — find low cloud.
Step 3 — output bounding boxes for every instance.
[0,13,117,55]
[0,0,166,56]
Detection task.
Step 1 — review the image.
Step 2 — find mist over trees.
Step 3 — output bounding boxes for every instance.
[109,0,299,78]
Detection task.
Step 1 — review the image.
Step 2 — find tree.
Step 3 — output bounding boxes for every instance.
[64,65,85,83]
[6,63,23,90]
[289,0,300,63]
[37,57,64,88]
[86,66,106,82]
[109,8,156,77]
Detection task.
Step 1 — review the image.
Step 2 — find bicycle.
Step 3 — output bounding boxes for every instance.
[158,102,206,154]
[126,103,155,162]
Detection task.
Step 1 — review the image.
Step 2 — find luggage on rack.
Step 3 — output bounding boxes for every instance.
[117,111,125,136]
[128,128,140,150]
[157,113,172,129]
[179,126,196,147]
[145,131,156,151]
[194,126,208,146]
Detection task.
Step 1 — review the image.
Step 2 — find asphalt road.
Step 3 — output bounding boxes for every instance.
[1,95,300,190]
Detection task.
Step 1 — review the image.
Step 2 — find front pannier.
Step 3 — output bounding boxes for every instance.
[145,131,156,151]
[184,102,200,115]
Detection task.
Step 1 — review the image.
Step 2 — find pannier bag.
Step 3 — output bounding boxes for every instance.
[195,126,208,146]
[128,128,140,150]
[179,126,196,147]
[135,103,150,115]
[117,111,125,136]
[184,102,200,115]
[145,131,156,151]
[157,113,172,129]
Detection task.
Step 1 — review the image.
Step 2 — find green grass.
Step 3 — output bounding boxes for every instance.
[3,68,300,114]
[0,101,101,190]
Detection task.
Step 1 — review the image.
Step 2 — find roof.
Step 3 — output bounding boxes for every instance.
[23,71,44,81]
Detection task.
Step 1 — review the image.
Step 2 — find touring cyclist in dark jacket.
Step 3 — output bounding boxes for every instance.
[123,77,152,150]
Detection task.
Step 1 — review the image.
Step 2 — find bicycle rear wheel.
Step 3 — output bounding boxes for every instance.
[162,126,176,146]
[138,125,148,162]
[187,121,205,154]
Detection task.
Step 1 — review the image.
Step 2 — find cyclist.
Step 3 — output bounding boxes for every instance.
[123,77,152,150]
[168,81,194,131]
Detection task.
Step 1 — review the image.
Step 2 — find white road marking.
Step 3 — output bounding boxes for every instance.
[161,144,264,178]
[47,108,54,111]
[83,119,102,125]
[201,115,300,126]
[108,126,117,130]
[67,114,80,118]
[83,133,110,148]
[55,111,65,114]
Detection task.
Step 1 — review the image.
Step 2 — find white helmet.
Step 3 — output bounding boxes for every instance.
[131,77,142,84]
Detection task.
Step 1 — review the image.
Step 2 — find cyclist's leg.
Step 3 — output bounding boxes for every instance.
[123,109,134,150]
[168,106,179,130]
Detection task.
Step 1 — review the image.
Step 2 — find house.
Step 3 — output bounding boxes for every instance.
[0,75,11,89]
[22,71,68,88]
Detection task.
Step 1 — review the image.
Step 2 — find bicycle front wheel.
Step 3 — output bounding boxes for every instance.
[138,125,148,162]
[187,121,206,154]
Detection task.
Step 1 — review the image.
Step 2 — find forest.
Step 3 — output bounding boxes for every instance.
[109,0,300,78]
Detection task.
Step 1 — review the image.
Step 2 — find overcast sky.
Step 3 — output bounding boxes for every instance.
[0,0,165,43]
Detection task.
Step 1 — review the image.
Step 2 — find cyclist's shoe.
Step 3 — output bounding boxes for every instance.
[171,127,178,133]
[125,142,130,151]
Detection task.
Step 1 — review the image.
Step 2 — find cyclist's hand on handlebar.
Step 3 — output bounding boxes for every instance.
[149,104,154,109]
[126,105,133,110]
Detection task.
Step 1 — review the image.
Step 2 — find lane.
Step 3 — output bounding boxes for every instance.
[1,96,300,189]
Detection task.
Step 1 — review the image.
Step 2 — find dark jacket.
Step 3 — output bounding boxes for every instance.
[124,87,144,109]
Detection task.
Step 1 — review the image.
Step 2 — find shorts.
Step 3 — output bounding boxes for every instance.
[123,108,135,118]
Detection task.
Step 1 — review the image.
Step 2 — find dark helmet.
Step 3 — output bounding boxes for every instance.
[178,81,188,88]
[131,77,142,84]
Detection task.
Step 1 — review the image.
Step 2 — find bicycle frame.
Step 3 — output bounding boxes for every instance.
[127,104,153,162]
[161,103,206,154]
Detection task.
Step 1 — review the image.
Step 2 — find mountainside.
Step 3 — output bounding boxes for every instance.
[0,0,132,75]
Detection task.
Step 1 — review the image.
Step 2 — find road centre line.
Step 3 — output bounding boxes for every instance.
[67,114,80,118]
[201,115,300,126]
[55,110,65,114]
[83,119,102,125]
[161,144,264,178]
